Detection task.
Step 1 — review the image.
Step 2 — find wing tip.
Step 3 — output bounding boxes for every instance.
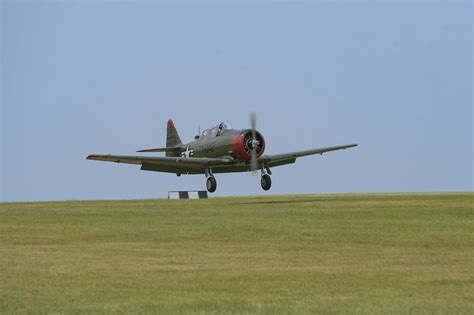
[86,154,108,160]
[342,144,358,149]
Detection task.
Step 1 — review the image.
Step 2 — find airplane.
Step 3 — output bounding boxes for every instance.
[87,114,358,193]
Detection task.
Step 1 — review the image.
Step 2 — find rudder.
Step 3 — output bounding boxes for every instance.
[166,119,182,156]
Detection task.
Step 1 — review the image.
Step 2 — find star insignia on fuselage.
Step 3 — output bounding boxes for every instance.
[181,147,194,158]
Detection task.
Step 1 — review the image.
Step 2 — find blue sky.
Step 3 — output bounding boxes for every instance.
[1,1,472,202]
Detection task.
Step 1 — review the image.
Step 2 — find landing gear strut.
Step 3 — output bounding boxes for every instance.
[205,167,217,193]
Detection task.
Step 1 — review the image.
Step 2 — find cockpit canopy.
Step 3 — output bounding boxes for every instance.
[201,122,233,138]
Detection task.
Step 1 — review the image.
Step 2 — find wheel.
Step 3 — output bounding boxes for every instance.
[206,176,217,193]
[261,174,272,191]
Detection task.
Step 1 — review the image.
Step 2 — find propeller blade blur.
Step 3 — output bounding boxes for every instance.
[250,112,257,131]
[250,112,258,174]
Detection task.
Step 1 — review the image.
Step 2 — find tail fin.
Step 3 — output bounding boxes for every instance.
[166,119,182,156]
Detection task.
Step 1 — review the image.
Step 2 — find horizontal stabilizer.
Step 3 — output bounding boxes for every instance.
[137,147,181,153]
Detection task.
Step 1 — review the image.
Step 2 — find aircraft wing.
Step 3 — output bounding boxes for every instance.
[87,144,357,174]
[259,144,358,168]
[86,154,232,174]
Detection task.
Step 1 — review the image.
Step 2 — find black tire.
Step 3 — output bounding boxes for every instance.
[261,174,272,191]
[206,176,217,193]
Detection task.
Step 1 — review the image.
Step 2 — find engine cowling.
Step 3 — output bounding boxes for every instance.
[232,130,265,161]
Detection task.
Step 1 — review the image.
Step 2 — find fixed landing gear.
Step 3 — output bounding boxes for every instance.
[206,176,217,193]
[203,166,271,193]
[205,167,217,193]
[260,166,272,191]
[261,174,271,191]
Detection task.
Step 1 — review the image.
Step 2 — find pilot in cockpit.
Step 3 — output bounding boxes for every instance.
[217,122,225,136]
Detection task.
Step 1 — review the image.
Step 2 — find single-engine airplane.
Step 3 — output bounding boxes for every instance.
[87,114,357,193]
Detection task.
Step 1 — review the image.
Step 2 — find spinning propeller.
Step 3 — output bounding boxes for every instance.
[249,112,259,173]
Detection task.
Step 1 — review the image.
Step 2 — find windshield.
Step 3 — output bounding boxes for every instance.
[201,122,232,138]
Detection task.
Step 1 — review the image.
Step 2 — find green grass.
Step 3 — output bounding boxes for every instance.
[1,192,473,313]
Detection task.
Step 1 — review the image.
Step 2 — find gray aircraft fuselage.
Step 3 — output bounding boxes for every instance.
[181,129,265,161]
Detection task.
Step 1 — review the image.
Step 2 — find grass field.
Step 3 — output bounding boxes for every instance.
[1,193,473,313]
